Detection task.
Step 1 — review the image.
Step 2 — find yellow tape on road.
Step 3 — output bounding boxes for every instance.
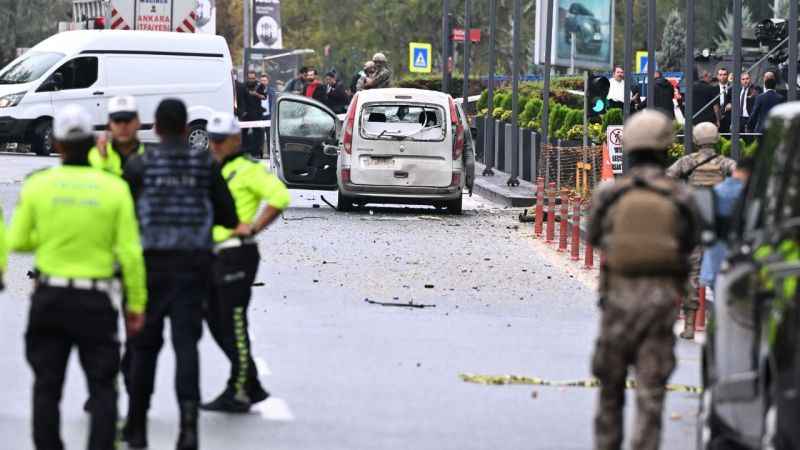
[459,374,702,394]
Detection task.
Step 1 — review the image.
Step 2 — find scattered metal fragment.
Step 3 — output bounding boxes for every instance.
[364,298,436,309]
[319,195,337,210]
[459,374,702,393]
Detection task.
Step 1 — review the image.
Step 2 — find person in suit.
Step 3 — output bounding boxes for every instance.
[715,68,732,133]
[748,73,785,134]
[692,70,719,125]
[738,72,762,133]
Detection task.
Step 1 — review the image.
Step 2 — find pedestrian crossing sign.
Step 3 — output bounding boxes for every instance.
[409,42,432,73]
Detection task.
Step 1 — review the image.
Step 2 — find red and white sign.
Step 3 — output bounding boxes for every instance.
[110,7,131,30]
[606,126,624,174]
[451,28,481,42]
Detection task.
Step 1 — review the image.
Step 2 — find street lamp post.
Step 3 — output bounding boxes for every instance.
[684,0,694,154]
[442,0,450,94]
[623,0,633,120]
[790,0,798,101]
[732,0,742,159]
[484,0,497,176]
[541,0,554,148]
[463,0,471,109]
[508,0,521,186]
[647,0,656,104]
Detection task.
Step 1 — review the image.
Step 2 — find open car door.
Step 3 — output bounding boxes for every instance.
[271,94,340,190]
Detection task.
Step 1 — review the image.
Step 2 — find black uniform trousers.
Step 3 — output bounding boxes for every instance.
[127,254,210,415]
[26,286,119,450]
[206,244,264,398]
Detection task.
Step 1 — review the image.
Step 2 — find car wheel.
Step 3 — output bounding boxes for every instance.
[31,120,53,156]
[187,123,209,151]
[337,190,354,212]
[446,197,463,215]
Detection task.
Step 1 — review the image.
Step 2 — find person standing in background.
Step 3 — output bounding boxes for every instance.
[256,74,277,158]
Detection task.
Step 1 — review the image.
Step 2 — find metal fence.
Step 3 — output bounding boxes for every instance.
[537,145,603,198]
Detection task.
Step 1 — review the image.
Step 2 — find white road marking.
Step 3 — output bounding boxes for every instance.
[256,397,294,421]
[255,356,272,376]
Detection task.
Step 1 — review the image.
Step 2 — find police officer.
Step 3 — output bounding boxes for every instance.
[588,110,699,450]
[89,96,146,176]
[666,122,736,339]
[365,53,392,89]
[122,99,239,450]
[7,104,147,450]
[201,112,290,413]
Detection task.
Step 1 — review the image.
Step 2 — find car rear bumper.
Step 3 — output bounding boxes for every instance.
[0,116,31,142]
[341,182,462,200]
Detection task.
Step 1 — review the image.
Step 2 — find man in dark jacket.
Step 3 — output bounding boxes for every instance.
[652,72,676,119]
[122,99,240,450]
[749,73,785,134]
[256,74,277,158]
[284,67,308,95]
[239,71,266,158]
[738,71,762,133]
[322,72,349,114]
[692,70,719,125]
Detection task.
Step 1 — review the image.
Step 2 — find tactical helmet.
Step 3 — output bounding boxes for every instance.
[372,52,387,63]
[622,109,674,153]
[693,122,720,146]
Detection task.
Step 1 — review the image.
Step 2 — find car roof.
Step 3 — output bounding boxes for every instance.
[30,30,230,57]
[356,88,452,105]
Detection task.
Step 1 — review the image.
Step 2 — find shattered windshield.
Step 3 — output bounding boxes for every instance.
[360,104,446,142]
[0,52,64,84]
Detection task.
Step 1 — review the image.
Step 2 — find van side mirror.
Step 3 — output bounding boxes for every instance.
[692,187,717,245]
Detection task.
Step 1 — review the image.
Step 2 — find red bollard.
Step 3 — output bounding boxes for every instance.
[695,287,706,332]
[558,189,569,252]
[546,182,557,243]
[583,201,594,269]
[534,178,545,238]
[571,197,581,261]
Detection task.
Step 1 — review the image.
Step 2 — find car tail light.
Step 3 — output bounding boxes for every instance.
[343,93,359,155]
[341,168,351,184]
[449,97,464,161]
[451,171,461,187]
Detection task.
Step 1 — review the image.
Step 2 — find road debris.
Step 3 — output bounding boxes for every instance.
[459,374,702,394]
[364,299,436,309]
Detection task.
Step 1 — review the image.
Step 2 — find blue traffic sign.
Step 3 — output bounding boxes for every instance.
[409,42,432,73]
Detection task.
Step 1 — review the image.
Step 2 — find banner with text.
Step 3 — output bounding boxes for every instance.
[252,0,283,49]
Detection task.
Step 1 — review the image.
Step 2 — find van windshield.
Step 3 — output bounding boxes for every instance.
[0,52,64,84]
[360,104,446,142]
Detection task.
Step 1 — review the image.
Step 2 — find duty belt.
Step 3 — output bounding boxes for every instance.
[37,275,114,294]
[213,237,257,254]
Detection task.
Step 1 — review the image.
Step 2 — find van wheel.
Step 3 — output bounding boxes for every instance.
[31,120,53,156]
[446,197,463,215]
[187,123,209,151]
[337,191,354,212]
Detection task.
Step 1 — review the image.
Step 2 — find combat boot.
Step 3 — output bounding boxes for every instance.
[176,401,199,450]
[680,311,696,340]
[122,409,148,449]
[200,388,251,413]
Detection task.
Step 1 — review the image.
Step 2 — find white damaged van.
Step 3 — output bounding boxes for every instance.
[0,30,234,155]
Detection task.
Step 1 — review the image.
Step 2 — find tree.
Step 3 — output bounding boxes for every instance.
[0,0,71,67]
[773,0,789,18]
[714,5,755,54]
[660,9,685,71]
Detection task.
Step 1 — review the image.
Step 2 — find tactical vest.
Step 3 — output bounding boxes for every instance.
[136,144,215,251]
[603,176,686,276]
[687,151,726,187]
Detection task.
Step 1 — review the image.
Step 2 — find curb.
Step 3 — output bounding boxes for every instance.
[473,163,537,207]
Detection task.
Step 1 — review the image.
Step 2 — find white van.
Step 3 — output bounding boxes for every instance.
[0,30,234,155]
[270,88,474,214]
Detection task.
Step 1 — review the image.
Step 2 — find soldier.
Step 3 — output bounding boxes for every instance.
[7,104,147,450]
[201,112,290,413]
[365,53,392,89]
[88,96,146,176]
[589,110,699,450]
[666,122,736,339]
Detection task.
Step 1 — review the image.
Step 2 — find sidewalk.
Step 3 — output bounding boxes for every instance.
[473,162,537,207]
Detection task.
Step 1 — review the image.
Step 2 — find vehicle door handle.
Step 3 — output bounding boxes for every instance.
[92,91,104,96]
[394,171,409,179]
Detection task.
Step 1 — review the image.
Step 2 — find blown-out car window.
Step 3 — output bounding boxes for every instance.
[360,104,446,142]
[53,57,98,90]
[278,100,335,139]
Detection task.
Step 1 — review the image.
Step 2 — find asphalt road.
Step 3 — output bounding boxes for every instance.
[0,153,701,449]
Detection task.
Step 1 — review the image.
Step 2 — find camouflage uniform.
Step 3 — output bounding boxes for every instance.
[589,166,697,450]
[666,145,735,331]
[370,63,392,89]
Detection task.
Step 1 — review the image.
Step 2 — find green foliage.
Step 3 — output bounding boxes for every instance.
[558,110,583,139]
[714,5,756,54]
[549,105,568,139]
[501,95,514,111]
[396,76,483,98]
[717,137,748,157]
[477,90,489,111]
[668,143,685,163]
[494,93,508,110]
[661,10,686,72]
[602,109,624,132]
[520,98,543,125]
[744,140,759,157]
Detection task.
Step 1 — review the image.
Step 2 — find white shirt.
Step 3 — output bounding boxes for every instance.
[719,83,729,106]
[740,86,750,117]
[607,78,626,103]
